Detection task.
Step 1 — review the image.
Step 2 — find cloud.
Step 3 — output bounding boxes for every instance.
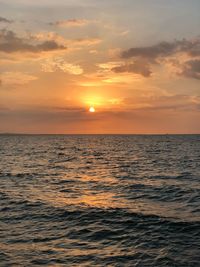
[0,72,38,86]
[0,106,98,126]
[122,41,179,60]
[41,57,83,75]
[0,17,12,23]
[123,94,200,112]
[0,29,67,53]
[72,38,101,46]
[49,19,90,27]
[111,61,152,77]
[97,61,123,70]
[122,38,200,60]
[51,106,87,112]
[30,32,101,48]
[181,60,200,80]
[97,60,151,78]
[120,37,200,79]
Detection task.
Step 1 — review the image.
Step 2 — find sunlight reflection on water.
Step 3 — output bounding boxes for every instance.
[0,135,200,266]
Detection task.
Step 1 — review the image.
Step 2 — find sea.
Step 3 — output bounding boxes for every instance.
[0,134,200,266]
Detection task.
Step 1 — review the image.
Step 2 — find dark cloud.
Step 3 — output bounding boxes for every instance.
[122,38,200,60]
[0,29,67,53]
[112,60,152,77]
[181,60,200,80]
[36,40,66,51]
[46,106,87,112]
[122,41,177,60]
[0,107,98,124]
[120,38,200,80]
[0,17,12,23]
[186,40,200,57]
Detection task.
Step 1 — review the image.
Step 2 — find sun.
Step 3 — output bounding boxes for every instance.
[89,106,95,113]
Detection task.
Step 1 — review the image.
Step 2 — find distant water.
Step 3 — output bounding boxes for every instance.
[0,135,200,266]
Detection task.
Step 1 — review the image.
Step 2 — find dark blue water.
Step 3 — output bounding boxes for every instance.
[0,135,200,266]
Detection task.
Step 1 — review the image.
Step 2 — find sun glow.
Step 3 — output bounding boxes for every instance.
[83,95,104,107]
[89,106,95,112]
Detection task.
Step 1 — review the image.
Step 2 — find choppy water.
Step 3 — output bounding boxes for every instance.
[0,135,200,266]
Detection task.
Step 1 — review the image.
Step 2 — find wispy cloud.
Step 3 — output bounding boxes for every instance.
[0,72,38,86]
[30,32,101,48]
[41,57,83,75]
[49,19,90,27]
[122,94,200,112]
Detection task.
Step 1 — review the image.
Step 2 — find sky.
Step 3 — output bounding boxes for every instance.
[0,0,200,134]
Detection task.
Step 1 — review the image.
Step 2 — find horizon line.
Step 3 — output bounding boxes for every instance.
[0,133,200,135]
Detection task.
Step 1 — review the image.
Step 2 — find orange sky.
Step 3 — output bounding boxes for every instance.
[0,0,200,133]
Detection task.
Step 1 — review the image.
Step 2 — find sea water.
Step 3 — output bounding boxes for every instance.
[0,135,200,266]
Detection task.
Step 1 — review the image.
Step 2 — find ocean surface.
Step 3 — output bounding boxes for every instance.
[0,134,200,266]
